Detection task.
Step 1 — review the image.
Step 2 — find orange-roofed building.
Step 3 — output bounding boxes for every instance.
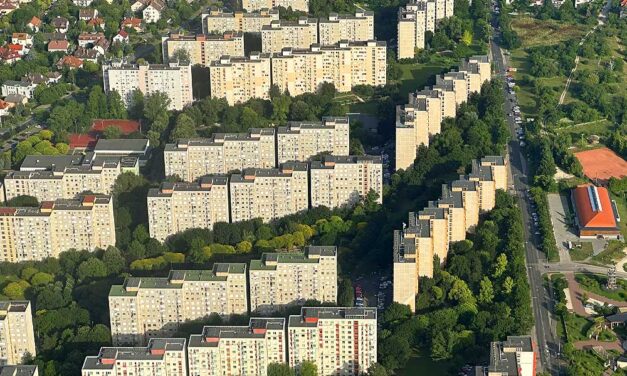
[27,16,41,32]
[57,55,83,69]
[571,184,620,239]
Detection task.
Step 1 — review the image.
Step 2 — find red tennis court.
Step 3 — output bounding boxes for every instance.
[574,147,627,183]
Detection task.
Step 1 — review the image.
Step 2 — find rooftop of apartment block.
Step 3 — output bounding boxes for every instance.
[469,160,494,182]
[82,339,186,370]
[438,185,464,208]
[165,129,275,150]
[392,229,418,262]
[289,307,377,327]
[481,155,506,166]
[166,31,244,41]
[319,10,374,22]
[249,246,337,270]
[188,318,285,347]
[310,155,382,169]
[0,195,111,217]
[277,117,348,133]
[148,176,229,196]
[230,163,308,182]
[488,336,533,375]
[203,7,278,17]
[0,300,30,317]
[210,53,272,66]
[0,365,39,376]
[263,17,318,29]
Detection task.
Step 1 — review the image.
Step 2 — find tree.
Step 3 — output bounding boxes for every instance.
[492,253,508,278]
[107,90,127,119]
[6,195,39,207]
[367,363,389,376]
[77,258,107,281]
[30,272,54,286]
[103,126,121,139]
[3,281,29,299]
[86,85,108,119]
[503,276,515,294]
[337,278,354,307]
[301,361,318,376]
[478,277,494,304]
[380,303,412,325]
[102,246,126,275]
[267,363,295,376]
[169,113,197,141]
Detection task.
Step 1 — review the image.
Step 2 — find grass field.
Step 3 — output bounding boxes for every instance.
[554,119,613,140]
[570,242,594,261]
[589,240,626,266]
[397,352,457,376]
[610,192,627,238]
[397,63,451,100]
[557,312,592,342]
[511,16,588,47]
[575,273,627,302]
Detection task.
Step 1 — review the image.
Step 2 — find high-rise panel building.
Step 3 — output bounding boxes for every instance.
[243,0,308,12]
[164,129,277,181]
[202,8,279,34]
[209,53,272,105]
[261,18,318,53]
[187,318,286,376]
[310,155,383,209]
[109,265,248,345]
[0,301,36,366]
[81,339,187,376]
[162,32,244,67]
[0,195,115,262]
[103,62,193,111]
[318,11,374,45]
[396,0,453,59]
[147,177,230,242]
[229,163,309,223]
[276,117,350,164]
[288,307,377,376]
[249,246,337,313]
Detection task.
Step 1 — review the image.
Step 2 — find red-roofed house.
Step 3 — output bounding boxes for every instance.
[572,184,620,238]
[0,2,16,16]
[121,17,143,31]
[113,29,129,44]
[48,39,69,52]
[57,55,84,69]
[27,16,42,32]
[87,17,106,29]
[7,44,26,56]
[0,47,21,64]
[0,99,13,117]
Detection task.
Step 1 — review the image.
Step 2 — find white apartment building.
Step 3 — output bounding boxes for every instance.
[164,128,276,181]
[271,40,386,95]
[1,81,36,99]
[0,195,116,262]
[3,151,140,202]
[318,11,374,45]
[187,318,285,376]
[243,0,308,11]
[288,307,377,376]
[0,301,36,366]
[102,62,193,110]
[109,265,248,346]
[261,18,318,53]
[209,53,272,105]
[147,177,230,242]
[276,117,350,164]
[396,0,453,59]
[249,246,337,313]
[310,155,383,209]
[162,32,244,67]
[81,339,187,376]
[202,8,279,34]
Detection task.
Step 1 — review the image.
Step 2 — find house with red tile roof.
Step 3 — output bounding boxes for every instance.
[0,2,16,16]
[27,16,41,31]
[87,17,105,29]
[113,29,129,44]
[0,46,21,63]
[572,184,620,238]
[48,39,69,52]
[121,17,143,31]
[57,55,84,69]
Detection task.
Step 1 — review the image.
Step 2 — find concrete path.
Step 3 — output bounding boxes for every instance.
[574,339,623,352]
[564,272,627,318]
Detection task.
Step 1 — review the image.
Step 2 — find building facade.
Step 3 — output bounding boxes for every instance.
[318,11,374,45]
[310,155,383,208]
[0,195,116,262]
[187,318,285,376]
[0,301,36,366]
[249,246,337,313]
[243,0,308,11]
[276,117,350,164]
[261,18,318,53]
[109,265,248,346]
[81,339,187,376]
[288,307,377,376]
[396,0,453,59]
[162,32,244,67]
[209,53,272,105]
[147,177,230,242]
[164,129,276,181]
[229,163,309,223]
[103,62,193,110]
[202,8,279,34]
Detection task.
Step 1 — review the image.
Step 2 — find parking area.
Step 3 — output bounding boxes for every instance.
[546,193,607,261]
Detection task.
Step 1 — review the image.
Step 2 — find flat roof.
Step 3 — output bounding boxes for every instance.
[188,318,285,347]
[94,139,149,152]
[289,307,376,327]
[0,365,39,376]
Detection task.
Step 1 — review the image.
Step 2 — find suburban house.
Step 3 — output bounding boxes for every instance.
[142,0,165,23]
[27,16,41,31]
[51,16,69,33]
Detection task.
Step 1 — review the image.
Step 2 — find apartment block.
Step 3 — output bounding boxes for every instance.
[276,117,349,164]
[209,53,272,105]
[164,128,276,181]
[147,177,230,242]
[3,151,139,202]
[0,301,36,365]
[393,156,507,311]
[187,318,285,376]
[0,366,38,376]
[395,56,491,171]
[249,246,337,313]
[396,0,453,59]
[162,32,244,67]
[103,62,193,111]
[271,40,386,95]
[109,265,248,346]
[485,336,536,376]
[81,339,187,376]
[288,307,377,376]
[0,195,116,262]
[202,8,279,34]
[261,18,318,53]
[318,11,374,45]
[243,0,308,11]
[229,163,309,223]
[310,155,383,209]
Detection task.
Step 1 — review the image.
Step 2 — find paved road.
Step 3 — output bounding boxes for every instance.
[545,263,627,279]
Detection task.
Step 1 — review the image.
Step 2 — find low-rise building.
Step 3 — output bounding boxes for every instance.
[318,10,374,45]
[310,155,383,209]
[162,32,244,67]
[164,128,276,181]
[288,307,377,376]
[187,318,285,376]
[571,184,620,239]
[103,62,193,110]
[81,339,187,376]
[230,163,309,223]
[209,53,272,105]
[0,301,36,365]
[249,246,337,313]
[202,8,279,34]
[276,117,350,164]
[0,195,116,262]
[109,265,248,345]
[261,18,318,53]
[147,177,230,242]
[485,336,536,376]
[1,80,36,99]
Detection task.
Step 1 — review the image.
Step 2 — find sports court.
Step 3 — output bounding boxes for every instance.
[574,147,627,182]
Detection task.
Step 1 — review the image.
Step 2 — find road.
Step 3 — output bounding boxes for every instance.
[489,28,559,375]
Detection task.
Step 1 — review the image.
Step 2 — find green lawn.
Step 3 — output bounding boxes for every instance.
[558,313,592,342]
[510,16,588,47]
[397,63,451,100]
[396,352,458,376]
[554,119,613,140]
[610,192,627,238]
[589,240,626,266]
[570,242,594,261]
[575,273,627,302]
